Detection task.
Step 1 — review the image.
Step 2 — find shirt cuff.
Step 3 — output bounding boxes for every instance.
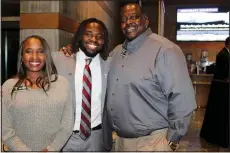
[167,128,182,143]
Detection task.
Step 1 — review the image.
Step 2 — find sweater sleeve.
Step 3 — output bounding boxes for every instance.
[47,80,74,151]
[2,79,32,151]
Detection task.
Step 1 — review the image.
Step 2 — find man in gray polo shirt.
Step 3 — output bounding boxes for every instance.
[105,3,197,151]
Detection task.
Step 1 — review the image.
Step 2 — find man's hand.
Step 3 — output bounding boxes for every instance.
[59,44,73,57]
[41,148,48,152]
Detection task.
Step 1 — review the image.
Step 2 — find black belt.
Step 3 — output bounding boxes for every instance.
[73,124,102,134]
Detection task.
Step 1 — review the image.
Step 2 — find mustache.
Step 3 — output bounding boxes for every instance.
[124,24,137,31]
[125,23,137,28]
[79,41,104,52]
[86,42,99,47]
[79,40,100,46]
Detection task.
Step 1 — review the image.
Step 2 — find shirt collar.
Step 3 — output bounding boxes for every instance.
[122,28,152,53]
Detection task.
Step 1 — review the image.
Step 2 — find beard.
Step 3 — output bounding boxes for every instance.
[79,40,103,58]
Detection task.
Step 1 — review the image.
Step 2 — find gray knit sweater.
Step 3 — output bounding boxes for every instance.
[2,75,74,151]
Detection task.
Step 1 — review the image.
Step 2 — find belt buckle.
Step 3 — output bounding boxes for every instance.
[73,130,79,134]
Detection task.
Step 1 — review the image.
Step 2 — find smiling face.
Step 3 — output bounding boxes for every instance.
[121,4,149,41]
[80,22,105,57]
[22,38,46,75]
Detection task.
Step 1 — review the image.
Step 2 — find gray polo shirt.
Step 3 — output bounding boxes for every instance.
[106,28,197,143]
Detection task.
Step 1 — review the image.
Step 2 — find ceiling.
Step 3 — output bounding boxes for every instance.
[1,0,229,17]
[163,0,229,6]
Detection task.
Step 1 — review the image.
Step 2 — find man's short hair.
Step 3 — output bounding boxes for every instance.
[225,36,230,45]
[120,2,145,15]
[120,0,139,7]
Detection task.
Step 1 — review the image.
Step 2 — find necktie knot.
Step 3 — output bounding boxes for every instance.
[85,58,92,65]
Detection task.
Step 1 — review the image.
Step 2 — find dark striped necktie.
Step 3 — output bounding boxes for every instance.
[80,58,92,140]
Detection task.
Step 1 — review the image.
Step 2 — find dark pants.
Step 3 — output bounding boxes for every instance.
[62,129,104,151]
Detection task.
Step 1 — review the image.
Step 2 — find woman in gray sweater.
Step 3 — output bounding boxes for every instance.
[2,35,74,151]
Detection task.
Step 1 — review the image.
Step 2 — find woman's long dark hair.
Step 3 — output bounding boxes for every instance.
[71,18,109,60]
[11,35,58,97]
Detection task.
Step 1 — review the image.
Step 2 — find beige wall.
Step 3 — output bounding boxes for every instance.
[20,1,75,51]
[21,1,60,13]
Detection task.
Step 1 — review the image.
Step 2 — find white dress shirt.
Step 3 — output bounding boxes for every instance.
[73,49,102,130]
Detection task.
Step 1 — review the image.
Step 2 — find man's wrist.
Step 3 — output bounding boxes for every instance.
[168,141,179,151]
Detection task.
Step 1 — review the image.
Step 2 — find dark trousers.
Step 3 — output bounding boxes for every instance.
[200,81,229,148]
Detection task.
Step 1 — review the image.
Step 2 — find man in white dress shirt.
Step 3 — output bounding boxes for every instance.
[52,18,110,151]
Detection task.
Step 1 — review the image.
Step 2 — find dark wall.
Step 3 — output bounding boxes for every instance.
[1,1,20,84]
[164,5,227,61]
[142,1,158,34]
[2,1,20,17]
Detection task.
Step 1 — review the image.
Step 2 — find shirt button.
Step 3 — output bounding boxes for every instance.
[112,93,114,96]
[111,108,113,111]
[122,65,124,67]
[116,79,119,81]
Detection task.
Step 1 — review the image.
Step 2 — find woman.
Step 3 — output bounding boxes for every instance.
[2,35,74,151]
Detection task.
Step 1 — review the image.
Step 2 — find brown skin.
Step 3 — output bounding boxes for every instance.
[60,22,105,57]
[23,38,46,88]
[120,3,149,41]
[80,22,105,57]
